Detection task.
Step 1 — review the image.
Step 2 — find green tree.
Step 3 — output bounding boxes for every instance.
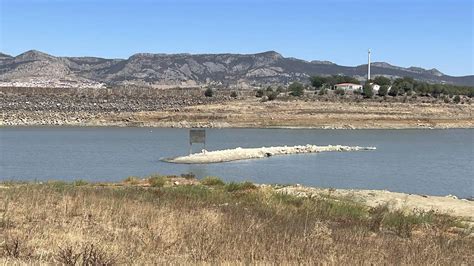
[453,95,461,103]
[289,82,304,97]
[378,85,389,96]
[362,83,374,98]
[204,88,214,97]
[310,76,327,89]
[388,85,400,96]
[373,76,391,86]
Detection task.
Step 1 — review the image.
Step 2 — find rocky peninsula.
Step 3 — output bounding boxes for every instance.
[163,144,376,164]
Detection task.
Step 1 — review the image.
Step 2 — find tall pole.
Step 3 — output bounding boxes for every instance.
[368,49,371,81]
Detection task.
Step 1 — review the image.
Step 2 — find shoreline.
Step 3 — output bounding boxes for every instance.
[2,99,473,129]
[2,179,473,221]
[2,121,473,130]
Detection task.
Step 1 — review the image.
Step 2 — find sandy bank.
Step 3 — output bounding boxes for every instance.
[163,144,376,164]
[275,185,474,221]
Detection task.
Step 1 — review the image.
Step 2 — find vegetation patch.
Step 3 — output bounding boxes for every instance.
[201,176,225,186]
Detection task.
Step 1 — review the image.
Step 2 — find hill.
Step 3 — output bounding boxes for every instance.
[0,50,472,88]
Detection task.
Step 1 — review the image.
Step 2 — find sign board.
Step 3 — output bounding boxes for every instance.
[190,129,206,144]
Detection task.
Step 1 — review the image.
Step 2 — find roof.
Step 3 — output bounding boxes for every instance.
[335,83,361,86]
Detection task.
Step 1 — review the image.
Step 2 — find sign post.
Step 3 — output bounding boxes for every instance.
[189,129,206,155]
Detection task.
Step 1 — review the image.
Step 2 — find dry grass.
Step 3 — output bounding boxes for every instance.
[0,180,472,264]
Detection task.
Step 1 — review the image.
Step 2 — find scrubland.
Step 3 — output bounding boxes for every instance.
[1,175,472,264]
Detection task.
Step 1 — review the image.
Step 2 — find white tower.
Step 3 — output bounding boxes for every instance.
[367,49,371,81]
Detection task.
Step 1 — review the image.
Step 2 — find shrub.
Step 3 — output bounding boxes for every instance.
[335,88,345,95]
[201,176,225,186]
[378,85,389,96]
[267,92,278,101]
[123,176,140,184]
[181,173,196,180]
[81,244,117,265]
[453,95,461,103]
[382,210,415,238]
[204,88,214,97]
[289,82,304,97]
[388,86,400,96]
[224,181,257,192]
[362,83,374,98]
[266,86,274,92]
[148,175,167,187]
[318,88,327,95]
[255,89,264,98]
[73,179,88,186]
[230,91,238,98]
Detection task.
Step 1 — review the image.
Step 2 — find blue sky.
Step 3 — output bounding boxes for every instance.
[0,0,472,76]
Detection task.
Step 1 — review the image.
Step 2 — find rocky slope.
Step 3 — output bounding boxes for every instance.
[0,50,473,88]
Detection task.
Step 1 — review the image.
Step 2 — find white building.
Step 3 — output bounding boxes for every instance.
[371,84,380,92]
[334,83,362,91]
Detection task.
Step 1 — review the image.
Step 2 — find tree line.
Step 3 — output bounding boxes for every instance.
[309,75,474,98]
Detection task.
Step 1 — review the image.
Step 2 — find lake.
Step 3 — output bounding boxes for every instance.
[0,127,472,198]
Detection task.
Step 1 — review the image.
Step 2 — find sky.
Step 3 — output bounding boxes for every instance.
[0,0,472,76]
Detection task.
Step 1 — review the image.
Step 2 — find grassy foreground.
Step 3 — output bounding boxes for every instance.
[1,175,473,264]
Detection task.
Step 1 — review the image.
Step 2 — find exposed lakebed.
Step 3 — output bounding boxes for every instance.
[0,127,472,198]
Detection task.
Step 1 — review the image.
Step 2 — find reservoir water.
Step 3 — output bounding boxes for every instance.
[1,127,472,198]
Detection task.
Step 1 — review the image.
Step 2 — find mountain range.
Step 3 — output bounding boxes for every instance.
[0,50,472,88]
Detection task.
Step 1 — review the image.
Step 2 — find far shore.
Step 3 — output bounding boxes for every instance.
[2,99,473,129]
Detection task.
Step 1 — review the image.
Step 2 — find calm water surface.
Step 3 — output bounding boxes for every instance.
[0,127,472,198]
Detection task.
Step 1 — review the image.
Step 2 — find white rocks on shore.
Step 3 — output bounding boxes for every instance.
[163,144,376,164]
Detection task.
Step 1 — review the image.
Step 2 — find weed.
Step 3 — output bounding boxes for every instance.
[81,243,117,265]
[224,181,256,192]
[148,175,167,187]
[201,176,225,186]
[73,179,88,186]
[56,245,81,265]
[3,235,30,259]
[271,192,304,207]
[123,176,140,184]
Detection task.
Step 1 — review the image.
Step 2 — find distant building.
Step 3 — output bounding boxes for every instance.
[334,83,362,91]
[371,84,380,92]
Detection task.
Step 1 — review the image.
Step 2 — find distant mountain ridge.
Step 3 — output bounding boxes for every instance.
[0,50,472,88]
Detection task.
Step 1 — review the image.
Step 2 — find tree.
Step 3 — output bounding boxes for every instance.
[388,85,400,96]
[255,89,264,98]
[310,76,327,89]
[289,82,304,97]
[373,76,391,86]
[204,88,214,97]
[453,95,461,103]
[399,81,414,93]
[267,92,278,101]
[230,91,238,98]
[378,85,389,96]
[362,83,374,98]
